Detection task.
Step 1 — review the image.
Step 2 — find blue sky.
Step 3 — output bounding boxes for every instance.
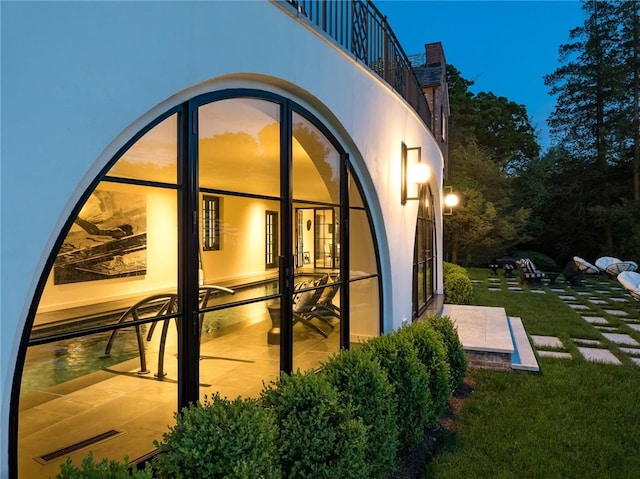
[377,0,586,149]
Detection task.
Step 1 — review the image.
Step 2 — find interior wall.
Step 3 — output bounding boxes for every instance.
[200,196,274,284]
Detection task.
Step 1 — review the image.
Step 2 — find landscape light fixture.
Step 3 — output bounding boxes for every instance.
[443,185,459,215]
[401,142,430,204]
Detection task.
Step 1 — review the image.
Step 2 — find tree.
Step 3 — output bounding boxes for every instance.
[444,67,537,265]
[544,0,629,252]
[444,141,531,265]
[447,66,540,174]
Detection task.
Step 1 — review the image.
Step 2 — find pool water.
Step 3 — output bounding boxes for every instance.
[21,328,144,395]
[21,277,319,395]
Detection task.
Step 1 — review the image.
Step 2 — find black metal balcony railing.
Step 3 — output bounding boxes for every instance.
[284,0,432,131]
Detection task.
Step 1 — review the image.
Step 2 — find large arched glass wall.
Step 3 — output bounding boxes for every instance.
[12,90,381,478]
[412,186,436,319]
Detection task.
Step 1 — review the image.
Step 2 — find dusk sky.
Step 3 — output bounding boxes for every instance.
[376,0,586,149]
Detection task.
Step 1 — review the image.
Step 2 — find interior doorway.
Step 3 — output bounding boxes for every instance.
[296,207,339,269]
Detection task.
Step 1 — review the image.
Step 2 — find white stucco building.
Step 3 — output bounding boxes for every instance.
[0,1,449,476]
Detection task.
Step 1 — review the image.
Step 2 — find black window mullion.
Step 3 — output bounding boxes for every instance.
[340,153,350,348]
[280,101,294,374]
[177,102,200,408]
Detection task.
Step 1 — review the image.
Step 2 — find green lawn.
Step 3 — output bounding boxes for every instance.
[426,268,640,479]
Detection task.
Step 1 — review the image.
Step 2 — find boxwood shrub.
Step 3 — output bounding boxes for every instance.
[152,394,279,479]
[361,333,433,451]
[260,370,368,479]
[321,347,400,478]
[56,453,152,479]
[443,262,473,304]
[427,315,468,392]
[397,320,451,426]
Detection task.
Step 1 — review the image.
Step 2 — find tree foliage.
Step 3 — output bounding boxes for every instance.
[444,66,536,265]
[536,0,640,262]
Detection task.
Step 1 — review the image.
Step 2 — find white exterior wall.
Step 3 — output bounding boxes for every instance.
[0,1,444,474]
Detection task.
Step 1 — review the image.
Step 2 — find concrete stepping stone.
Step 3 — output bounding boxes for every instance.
[538,350,572,359]
[558,295,576,300]
[604,309,629,317]
[529,290,546,294]
[609,297,628,303]
[630,357,640,366]
[588,299,607,304]
[568,304,590,310]
[625,324,640,332]
[620,347,640,356]
[595,290,610,294]
[577,347,622,365]
[576,292,591,296]
[531,335,564,348]
[601,333,640,346]
[595,326,619,333]
[572,338,601,346]
[550,288,566,293]
[582,316,608,325]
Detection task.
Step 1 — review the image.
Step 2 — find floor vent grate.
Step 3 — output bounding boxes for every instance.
[36,429,123,465]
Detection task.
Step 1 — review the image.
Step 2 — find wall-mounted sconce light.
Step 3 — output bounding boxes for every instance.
[401,142,430,205]
[443,185,459,215]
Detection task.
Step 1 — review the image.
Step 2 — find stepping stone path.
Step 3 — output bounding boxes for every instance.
[582,316,608,325]
[473,274,640,367]
[577,347,622,365]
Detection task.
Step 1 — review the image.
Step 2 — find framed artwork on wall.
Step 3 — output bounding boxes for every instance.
[53,189,147,284]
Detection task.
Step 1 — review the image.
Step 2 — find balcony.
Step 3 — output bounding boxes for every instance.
[284,0,433,131]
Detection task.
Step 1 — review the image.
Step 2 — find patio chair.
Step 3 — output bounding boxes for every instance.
[515,258,545,285]
[104,293,178,375]
[595,256,637,277]
[292,276,334,338]
[574,256,599,275]
[618,271,640,306]
[313,274,340,319]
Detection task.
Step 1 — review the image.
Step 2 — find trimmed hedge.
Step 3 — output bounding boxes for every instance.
[153,394,279,479]
[260,371,368,479]
[56,453,152,479]
[397,320,451,425]
[427,315,468,392]
[360,333,433,451]
[443,261,473,304]
[60,314,467,478]
[322,347,400,478]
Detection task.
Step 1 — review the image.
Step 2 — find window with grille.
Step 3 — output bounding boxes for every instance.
[265,210,278,268]
[202,195,220,251]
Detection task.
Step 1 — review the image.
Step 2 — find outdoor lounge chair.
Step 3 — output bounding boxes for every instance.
[618,271,640,306]
[292,277,335,338]
[595,256,638,277]
[574,256,599,274]
[515,258,545,285]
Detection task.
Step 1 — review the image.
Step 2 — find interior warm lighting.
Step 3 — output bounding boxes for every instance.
[401,143,429,204]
